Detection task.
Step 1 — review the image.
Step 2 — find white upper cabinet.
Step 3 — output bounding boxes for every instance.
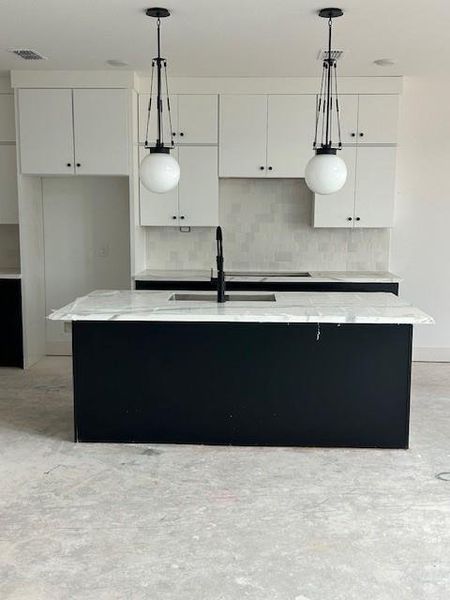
[0,145,19,224]
[0,94,16,142]
[336,95,359,143]
[18,88,129,175]
[139,94,219,227]
[139,146,219,227]
[138,94,218,145]
[313,94,399,228]
[219,94,268,178]
[313,146,357,228]
[353,147,397,227]
[338,94,399,144]
[138,93,178,145]
[139,147,179,226]
[313,146,397,228]
[220,94,316,178]
[177,95,218,144]
[73,89,129,175]
[357,95,399,144]
[18,89,74,175]
[267,95,316,178]
[178,146,218,226]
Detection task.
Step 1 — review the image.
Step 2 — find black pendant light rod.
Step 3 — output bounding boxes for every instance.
[156,17,162,147]
[325,16,333,146]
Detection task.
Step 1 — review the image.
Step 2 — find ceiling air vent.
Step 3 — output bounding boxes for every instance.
[317,49,343,61]
[8,49,47,61]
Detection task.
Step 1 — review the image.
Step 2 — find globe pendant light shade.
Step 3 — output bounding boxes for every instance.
[140,151,180,193]
[305,152,347,195]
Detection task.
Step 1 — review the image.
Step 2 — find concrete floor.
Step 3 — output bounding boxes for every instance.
[0,358,449,600]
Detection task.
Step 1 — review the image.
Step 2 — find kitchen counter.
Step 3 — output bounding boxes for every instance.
[133,269,401,284]
[0,268,21,279]
[49,289,432,325]
[59,289,431,448]
[62,288,429,448]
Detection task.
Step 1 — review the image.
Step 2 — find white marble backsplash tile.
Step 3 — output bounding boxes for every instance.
[145,179,390,271]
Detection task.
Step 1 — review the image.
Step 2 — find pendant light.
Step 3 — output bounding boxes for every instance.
[140,7,180,194]
[305,8,347,195]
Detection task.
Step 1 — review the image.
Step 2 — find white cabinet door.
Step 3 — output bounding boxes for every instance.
[18,89,75,175]
[313,146,357,228]
[138,93,178,145]
[139,147,179,226]
[357,95,399,144]
[178,146,218,227]
[73,89,129,175]
[177,95,218,144]
[219,95,268,177]
[267,95,316,178]
[0,95,16,142]
[354,147,396,228]
[337,94,359,144]
[0,145,18,224]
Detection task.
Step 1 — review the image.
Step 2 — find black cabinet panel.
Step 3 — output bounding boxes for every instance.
[73,320,412,448]
[0,279,23,368]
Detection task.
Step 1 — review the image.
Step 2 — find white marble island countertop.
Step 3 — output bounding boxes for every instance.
[49,290,433,325]
[133,269,402,284]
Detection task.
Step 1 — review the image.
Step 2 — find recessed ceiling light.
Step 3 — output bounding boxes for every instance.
[374,58,396,67]
[106,59,129,67]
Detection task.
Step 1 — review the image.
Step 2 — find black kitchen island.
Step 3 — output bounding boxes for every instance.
[49,290,432,448]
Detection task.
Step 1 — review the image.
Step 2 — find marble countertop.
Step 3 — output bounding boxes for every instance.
[49,290,433,325]
[133,269,402,284]
[0,268,21,279]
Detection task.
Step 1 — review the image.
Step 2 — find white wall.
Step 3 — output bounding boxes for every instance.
[18,176,46,367]
[392,77,450,361]
[43,176,131,354]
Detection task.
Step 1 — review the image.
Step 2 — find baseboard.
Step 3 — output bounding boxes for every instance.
[46,341,72,356]
[413,347,450,362]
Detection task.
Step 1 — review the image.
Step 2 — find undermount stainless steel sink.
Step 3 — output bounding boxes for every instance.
[224,271,311,278]
[169,293,277,302]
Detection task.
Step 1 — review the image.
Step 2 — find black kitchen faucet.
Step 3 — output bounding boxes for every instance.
[216,226,226,303]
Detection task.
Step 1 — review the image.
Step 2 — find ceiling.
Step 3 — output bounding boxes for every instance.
[0,0,447,77]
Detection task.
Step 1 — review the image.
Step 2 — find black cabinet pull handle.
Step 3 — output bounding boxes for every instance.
[172,216,177,220]
[351,132,356,137]
[66,163,72,167]
[259,166,265,170]
[268,166,273,171]
[347,217,353,221]
[180,215,185,220]
[359,132,364,137]
[356,217,361,221]
[76,163,81,167]
[172,132,176,136]
[179,132,184,137]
